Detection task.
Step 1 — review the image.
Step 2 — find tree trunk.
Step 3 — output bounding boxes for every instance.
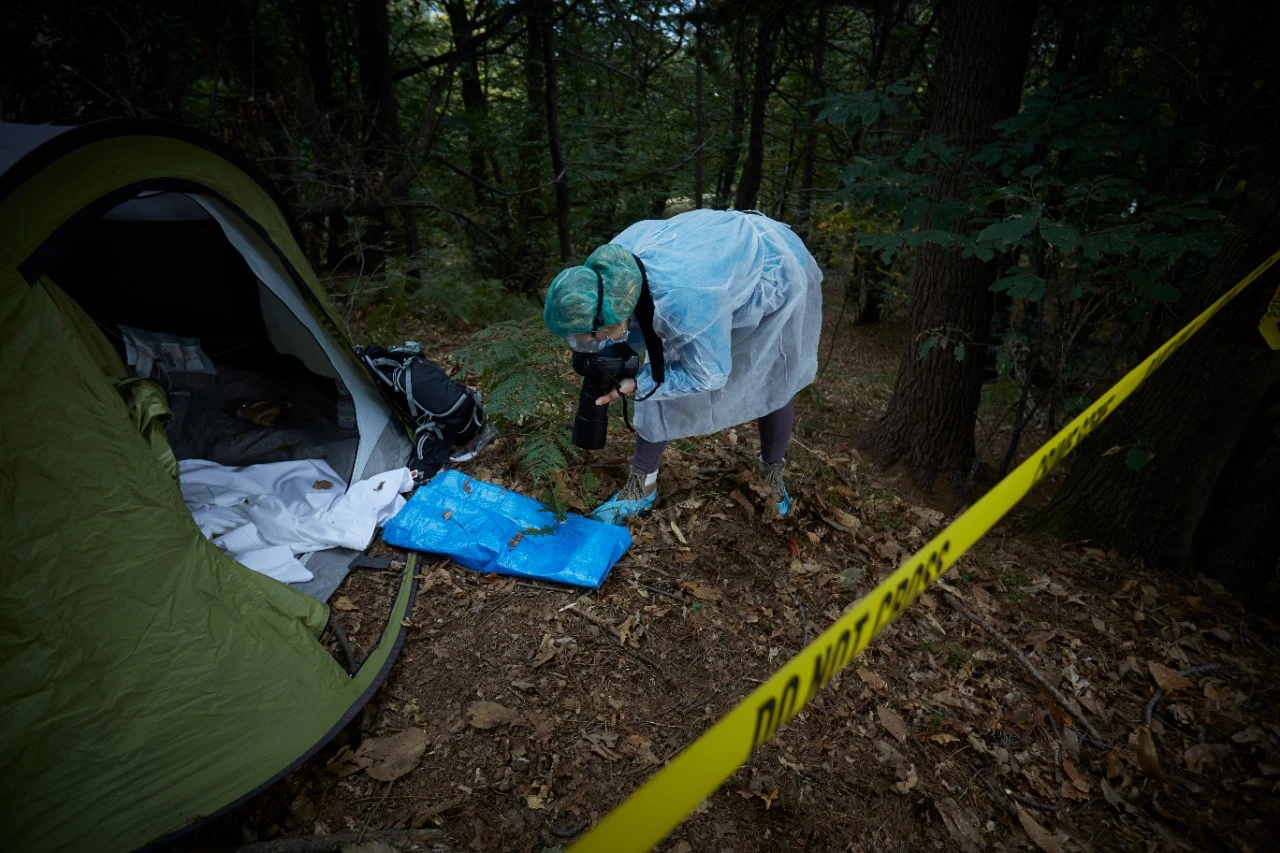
[693,4,705,210]
[540,1,572,261]
[1036,146,1280,604]
[356,0,398,272]
[507,4,546,290]
[1194,382,1280,603]
[796,0,829,235]
[292,0,335,120]
[715,40,748,209]
[445,0,492,205]
[733,6,777,211]
[861,0,1036,494]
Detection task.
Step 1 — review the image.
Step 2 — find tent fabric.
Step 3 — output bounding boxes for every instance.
[0,119,419,852]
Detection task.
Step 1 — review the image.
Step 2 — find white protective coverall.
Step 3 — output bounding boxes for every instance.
[610,209,824,442]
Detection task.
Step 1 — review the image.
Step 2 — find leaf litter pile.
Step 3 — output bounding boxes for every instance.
[177,316,1280,853]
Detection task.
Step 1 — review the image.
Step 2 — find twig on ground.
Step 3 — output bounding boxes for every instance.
[515,579,572,594]
[1006,788,1066,812]
[938,585,1105,744]
[565,597,661,671]
[232,828,450,852]
[1041,697,1064,745]
[638,581,683,600]
[358,779,396,842]
[1144,690,1163,724]
[780,574,810,648]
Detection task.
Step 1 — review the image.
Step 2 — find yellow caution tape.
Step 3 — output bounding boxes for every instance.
[569,246,1280,853]
[1262,283,1280,350]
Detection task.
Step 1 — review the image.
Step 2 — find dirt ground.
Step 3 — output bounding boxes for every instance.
[173,284,1280,853]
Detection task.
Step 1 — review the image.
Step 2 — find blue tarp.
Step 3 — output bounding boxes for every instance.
[381,470,630,588]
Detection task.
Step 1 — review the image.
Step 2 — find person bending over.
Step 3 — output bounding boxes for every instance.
[543,208,824,523]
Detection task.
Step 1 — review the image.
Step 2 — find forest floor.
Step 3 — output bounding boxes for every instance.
[178,281,1280,853]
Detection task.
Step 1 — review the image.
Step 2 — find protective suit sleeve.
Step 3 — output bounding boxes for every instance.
[633,313,731,401]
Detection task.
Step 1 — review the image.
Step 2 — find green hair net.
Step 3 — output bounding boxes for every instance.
[543,244,643,337]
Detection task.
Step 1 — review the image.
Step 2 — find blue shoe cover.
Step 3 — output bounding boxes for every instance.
[591,489,656,525]
[776,491,793,518]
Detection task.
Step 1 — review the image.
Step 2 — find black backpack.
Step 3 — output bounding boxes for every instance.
[355,343,485,480]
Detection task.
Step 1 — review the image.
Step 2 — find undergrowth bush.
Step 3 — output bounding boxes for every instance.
[450,317,582,491]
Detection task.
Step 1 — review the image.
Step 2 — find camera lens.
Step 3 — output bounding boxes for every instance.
[572,382,610,449]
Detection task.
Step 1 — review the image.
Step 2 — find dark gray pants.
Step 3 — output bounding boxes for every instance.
[630,397,796,474]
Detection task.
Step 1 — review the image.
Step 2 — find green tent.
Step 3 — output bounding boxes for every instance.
[0,119,420,851]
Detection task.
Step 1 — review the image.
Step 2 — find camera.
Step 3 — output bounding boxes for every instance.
[570,344,639,449]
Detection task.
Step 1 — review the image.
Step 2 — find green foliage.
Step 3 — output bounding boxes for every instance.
[826,71,1240,440]
[916,324,975,362]
[837,75,1233,318]
[1126,445,1153,471]
[451,318,580,485]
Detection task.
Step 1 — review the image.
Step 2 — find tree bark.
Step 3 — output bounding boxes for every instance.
[1194,382,1280,603]
[693,3,705,210]
[796,0,829,234]
[445,0,492,206]
[539,0,572,261]
[1036,145,1280,603]
[715,21,749,209]
[292,0,334,119]
[356,0,398,272]
[733,5,777,211]
[861,0,1036,494]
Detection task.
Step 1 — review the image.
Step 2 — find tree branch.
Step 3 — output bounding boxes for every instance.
[938,584,1106,744]
[300,58,458,221]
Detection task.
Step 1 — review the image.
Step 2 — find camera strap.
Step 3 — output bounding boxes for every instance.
[630,254,664,402]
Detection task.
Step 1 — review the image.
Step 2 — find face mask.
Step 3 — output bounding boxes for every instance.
[565,326,628,353]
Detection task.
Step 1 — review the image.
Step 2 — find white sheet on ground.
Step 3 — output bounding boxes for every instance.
[179,458,413,583]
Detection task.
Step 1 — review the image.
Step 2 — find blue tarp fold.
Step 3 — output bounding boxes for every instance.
[381,470,630,588]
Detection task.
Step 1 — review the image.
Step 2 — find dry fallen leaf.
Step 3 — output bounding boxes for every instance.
[442,509,453,521]
[331,595,358,612]
[410,794,465,828]
[1134,726,1163,778]
[1063,759,1090,793]
[1104,748,1124,779]
[312,479,333,490]
[1016,803,1064,853]
[361,727,429,782]
[1184,743,1232,773]
[323,744,369,777]
[679,580,723,602]
[875,539,904,562]
[670,521,688,544]
[1148,662,1191,692]
[877,704,908,743]
[530,633,558,668]
[858,668,887,695]
[466,701,518,730]
[289,792,317,827]
[928,733,960,744]
[892,763,918,794]
[1099,777,1126,811]
[934,797,984,853]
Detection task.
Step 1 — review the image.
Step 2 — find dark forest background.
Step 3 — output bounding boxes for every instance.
[3,0,1279,605]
